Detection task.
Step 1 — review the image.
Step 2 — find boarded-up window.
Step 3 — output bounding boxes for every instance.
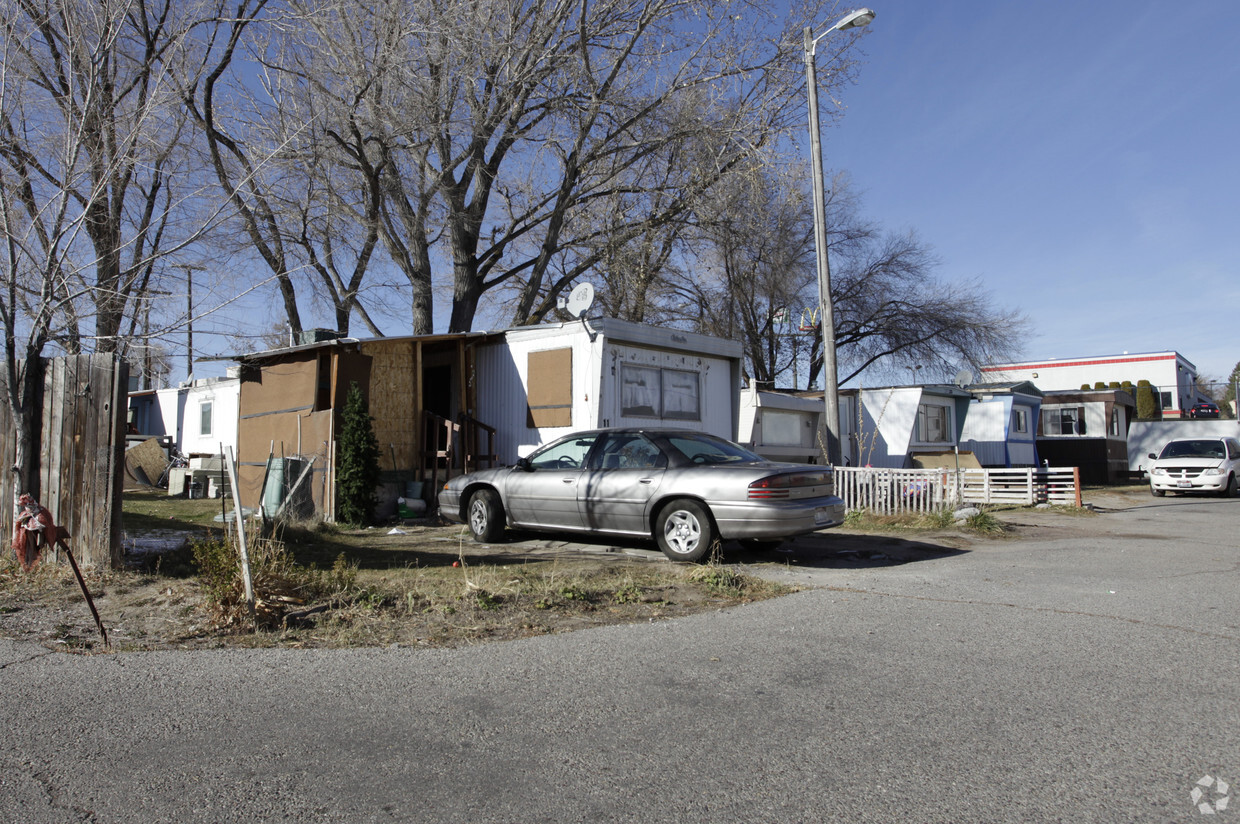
[760,410,803,446]
[527,348,573,427]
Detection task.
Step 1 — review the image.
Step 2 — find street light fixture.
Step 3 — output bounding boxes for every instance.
[804,7,874,466]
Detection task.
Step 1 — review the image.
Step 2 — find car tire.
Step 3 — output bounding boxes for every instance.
[655,499,715,563]
[738,538,783,552]
[1224,473,1238,498]
[467,488,506,543]
[1150,486,1165,498]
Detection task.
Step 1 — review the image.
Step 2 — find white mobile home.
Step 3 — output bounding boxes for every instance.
[474,318,744,465]
[737,383,823,464]
[128,374,241,457]
[837,385,971,469]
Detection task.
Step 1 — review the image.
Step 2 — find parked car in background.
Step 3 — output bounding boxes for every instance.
[439,428,845,562]
[1147,436,1240,497]
[1188,402,1221,419]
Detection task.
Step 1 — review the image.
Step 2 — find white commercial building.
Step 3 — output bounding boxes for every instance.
[981,351,1202,419]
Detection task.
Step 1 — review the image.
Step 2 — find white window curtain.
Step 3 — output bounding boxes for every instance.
[621,365,660,417]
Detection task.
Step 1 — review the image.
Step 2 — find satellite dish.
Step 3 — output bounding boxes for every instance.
[562,282,595,318]
[953,368,974,388]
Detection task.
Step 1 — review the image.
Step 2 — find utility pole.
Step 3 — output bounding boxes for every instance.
[179,265,200,384]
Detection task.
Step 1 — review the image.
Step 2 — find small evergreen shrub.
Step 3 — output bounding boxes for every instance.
[335,382,381,525]
[1136,380,1158,419]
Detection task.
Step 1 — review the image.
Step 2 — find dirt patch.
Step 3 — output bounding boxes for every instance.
[0,522,798,653]
[2,489,1134,654]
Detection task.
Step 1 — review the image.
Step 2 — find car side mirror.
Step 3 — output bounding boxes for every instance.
[515,457,533,471]
[1147,453,1156,460]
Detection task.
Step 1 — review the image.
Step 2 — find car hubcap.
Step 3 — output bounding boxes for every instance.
[663,510,701,555]
[469,500,488,534]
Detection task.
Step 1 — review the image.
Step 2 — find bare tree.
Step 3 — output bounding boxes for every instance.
[186,0,392,340]
[305,0,854,333]
[679,161,818,388]
[681,170,1026,388]
[0,0,210,491]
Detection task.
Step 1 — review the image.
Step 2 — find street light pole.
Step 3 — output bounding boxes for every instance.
[804,8,874,466]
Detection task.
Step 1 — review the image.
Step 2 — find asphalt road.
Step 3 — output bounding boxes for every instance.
[2,492,1237,823]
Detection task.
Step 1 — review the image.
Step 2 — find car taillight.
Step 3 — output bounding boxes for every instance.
[748,471,830,499]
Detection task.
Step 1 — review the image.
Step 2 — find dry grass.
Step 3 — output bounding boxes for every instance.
[0,493,792,652]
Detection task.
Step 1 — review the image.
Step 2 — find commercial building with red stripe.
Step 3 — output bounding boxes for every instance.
[981,351,1201,419]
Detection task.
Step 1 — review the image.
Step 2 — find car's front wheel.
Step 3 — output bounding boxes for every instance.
[467,488,506,543]
[1150,486,1165,498]
[1223,473,1238,498]
[655,499,714,562]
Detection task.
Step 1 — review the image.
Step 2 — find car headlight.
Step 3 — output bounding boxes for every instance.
[1151,467,1167,476]
[1204,467,1222,476]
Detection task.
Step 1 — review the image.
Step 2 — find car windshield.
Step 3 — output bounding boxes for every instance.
[665,433,764,464]
[1159,440,1226,460]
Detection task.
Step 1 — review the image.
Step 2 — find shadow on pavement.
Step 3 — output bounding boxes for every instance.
[740,531,968,570]
[483,528,969,571]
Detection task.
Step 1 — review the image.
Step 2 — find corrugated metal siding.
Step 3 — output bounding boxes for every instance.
[959,400,1007,466]
[1009,442,1037,466]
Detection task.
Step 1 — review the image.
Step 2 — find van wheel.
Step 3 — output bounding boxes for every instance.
[1150,486,1165,498]
[467,489,506,543]
[1224,474,1238,498]
[655,499,714,562]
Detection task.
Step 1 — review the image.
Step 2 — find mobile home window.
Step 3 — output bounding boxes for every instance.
[620,364,701,422]
[661,369,700,421]
[1044,407,1085,435]
[1013,408,1029,434]
[761,410,804,446]
[620,364,661,417]
[1109,407,1120,437]
[916,403,950,443]
[199,400,214,437]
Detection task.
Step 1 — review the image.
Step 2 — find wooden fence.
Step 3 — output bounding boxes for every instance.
[0,355,128,568]
[834,466,1082,516]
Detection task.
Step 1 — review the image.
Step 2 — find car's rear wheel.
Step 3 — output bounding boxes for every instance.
[655,499,714,562]
[1150,486,1165,498]
[467,488,506,543]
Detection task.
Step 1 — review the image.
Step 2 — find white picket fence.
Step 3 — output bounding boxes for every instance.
[834,466,1082,516]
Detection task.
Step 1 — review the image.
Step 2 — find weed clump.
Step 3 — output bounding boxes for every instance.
[841,506,1009,536]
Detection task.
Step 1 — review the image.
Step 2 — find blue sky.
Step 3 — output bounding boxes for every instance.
[814,0,1240,387]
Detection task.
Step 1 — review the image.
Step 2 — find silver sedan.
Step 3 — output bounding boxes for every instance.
[438,428,845,562]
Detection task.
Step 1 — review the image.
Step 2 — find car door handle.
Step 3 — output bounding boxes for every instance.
[562,478,575,484]
[639,478,653,484]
